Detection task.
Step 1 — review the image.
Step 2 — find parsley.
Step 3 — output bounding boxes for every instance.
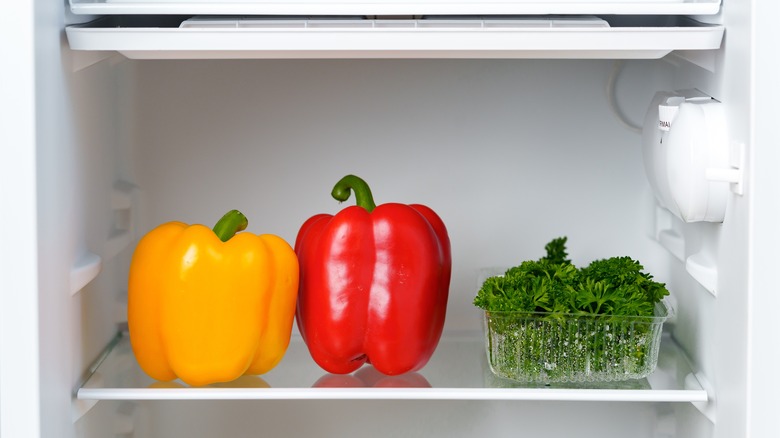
[475,237,670,383]
[541,236,570,265]
[474,237,668,317]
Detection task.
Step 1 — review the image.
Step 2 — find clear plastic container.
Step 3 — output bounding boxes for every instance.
[483,300,672,383]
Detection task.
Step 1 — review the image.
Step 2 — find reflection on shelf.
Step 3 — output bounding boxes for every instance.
[313,367,431,388]
[147,375,272,389]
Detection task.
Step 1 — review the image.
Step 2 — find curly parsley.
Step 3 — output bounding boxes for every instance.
[474,237,668,317]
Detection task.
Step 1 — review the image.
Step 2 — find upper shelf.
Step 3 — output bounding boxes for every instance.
[77,331,708,403]
[65,15,725,60]
[68,0,722,16]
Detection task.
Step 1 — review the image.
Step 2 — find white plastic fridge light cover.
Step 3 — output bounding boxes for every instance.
[641,90,730,223]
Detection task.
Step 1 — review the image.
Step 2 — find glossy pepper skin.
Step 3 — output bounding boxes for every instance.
[295,175,451,376]
[128,210,299,386]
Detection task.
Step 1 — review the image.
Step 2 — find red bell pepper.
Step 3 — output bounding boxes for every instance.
[295,175,451,376]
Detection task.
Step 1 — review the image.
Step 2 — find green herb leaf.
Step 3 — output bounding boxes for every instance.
[541,236,570,265]
[473,237,668,317]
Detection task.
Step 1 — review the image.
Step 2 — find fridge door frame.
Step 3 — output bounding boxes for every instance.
[0,0,42,435]
[747,0,780,435]
[3,0,780,436]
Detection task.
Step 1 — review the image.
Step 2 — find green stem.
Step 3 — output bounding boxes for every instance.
[213,210,249,242]
[331,175,377,213]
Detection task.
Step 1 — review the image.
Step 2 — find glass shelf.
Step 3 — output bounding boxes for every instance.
[65,16,724,60]
[77,331,708,403]
[68,0,722,17]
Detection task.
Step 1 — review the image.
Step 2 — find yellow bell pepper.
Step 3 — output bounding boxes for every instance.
[128,210,299,386]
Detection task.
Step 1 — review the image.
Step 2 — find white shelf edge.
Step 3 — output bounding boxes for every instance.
[78,386,707,402]
[65,21,725,60]
[67,0,722,16]
[111,50,677,60]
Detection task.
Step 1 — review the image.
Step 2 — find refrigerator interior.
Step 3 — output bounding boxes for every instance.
[72,57,726,438]
[5,0,778,436]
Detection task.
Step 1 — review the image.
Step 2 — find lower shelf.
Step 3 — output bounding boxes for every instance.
[77,331,707,403]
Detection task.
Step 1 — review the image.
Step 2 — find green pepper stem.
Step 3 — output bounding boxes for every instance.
[331,175,377,213]
[213,210,249,242]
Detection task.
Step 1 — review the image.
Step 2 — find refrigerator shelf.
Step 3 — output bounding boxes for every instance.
[67,0,722,16]
[65,15,724,60]
[76,331,708,403]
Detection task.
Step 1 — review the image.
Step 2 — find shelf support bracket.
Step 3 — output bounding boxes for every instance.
[685,371,716,424]
[72,332,124,423]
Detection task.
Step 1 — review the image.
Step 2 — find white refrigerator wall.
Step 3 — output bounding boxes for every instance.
[129,58,671,331]
[2,0,773,436]
[75,57,712,438]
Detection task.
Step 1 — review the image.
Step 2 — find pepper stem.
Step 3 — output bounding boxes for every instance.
[212,210,249,242]
[331,175,377,213]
